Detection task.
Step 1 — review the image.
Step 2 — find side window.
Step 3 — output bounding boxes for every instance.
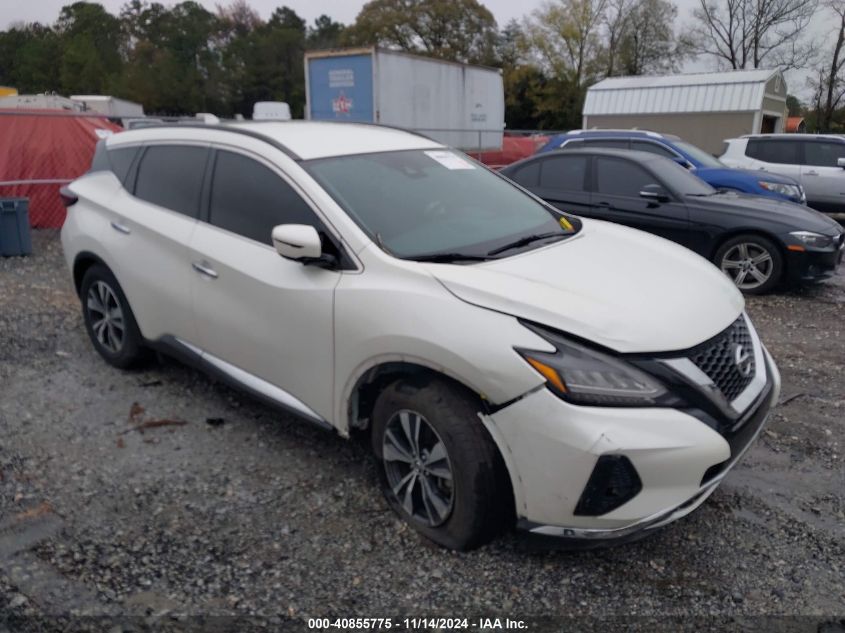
[803,141,845,167]
[745,139,799,164]
[582,139,629,150]
[108,147,140,186]
[630,140,676,158]
[209,150,324,245]
[595,157,659,198]
[134,145,208,218]
[539,155,588,191]
[509,161,540,187]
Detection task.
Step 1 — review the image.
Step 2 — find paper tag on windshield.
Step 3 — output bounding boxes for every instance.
[424,150,475,170]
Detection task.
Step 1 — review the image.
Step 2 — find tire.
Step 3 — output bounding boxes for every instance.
[713,234,783,295]
[80,264,147,368]
[371,378,511,550]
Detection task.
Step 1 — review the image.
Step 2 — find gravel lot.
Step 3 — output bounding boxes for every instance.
[1,230,843,632]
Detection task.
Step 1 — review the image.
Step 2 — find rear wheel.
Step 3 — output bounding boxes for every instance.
[80,265,147,368]
[714,234,783,294]
[371,379,510,550]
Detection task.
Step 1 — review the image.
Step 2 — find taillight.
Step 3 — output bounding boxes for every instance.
[60,186,78,207]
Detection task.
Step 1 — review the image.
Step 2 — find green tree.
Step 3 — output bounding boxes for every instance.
[55,2,123,94]
[786,94,802,116]
[616,0,684,75]
[307,15,346,50]
[219,6,307,118]
[346,0,498,64]
[0,24,62,92]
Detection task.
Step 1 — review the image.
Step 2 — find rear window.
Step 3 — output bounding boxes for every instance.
[133,145,209,218]
[746,139,799,164]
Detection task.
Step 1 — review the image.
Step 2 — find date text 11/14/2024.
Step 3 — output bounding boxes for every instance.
[308,617,528,630]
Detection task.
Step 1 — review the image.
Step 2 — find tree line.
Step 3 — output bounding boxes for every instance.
[0,0,842,131]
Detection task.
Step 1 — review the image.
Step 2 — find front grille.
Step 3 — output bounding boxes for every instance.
[690,316,755,402]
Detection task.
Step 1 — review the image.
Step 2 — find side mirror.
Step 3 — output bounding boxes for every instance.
[272,224,323,262]
[640,184,670,203]
[837,157,845,169]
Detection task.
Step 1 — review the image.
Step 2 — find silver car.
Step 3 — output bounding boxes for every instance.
[721,134,845,220]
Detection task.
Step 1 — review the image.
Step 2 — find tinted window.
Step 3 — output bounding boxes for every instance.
[134,145,208,217]
[582,139,629,149]
[803,141,845,167]
[595,157,660,197]
[539,155,588,191]
[630,140,676,158]
[109,147,140,185]
[653,158,716,196]
[209,150,322,245]
[509,161,540,187]
[746,139,799,164]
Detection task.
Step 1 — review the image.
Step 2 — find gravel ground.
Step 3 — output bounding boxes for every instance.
[1,230,843,632]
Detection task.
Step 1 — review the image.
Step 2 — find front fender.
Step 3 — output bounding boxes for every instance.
[332,268,552,434]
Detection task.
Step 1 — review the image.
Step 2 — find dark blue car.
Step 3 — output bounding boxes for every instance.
[537,130,806,205]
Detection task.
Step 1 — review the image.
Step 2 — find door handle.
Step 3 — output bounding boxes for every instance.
[110,221,131,235]
[805,171,819,176]
[596,201,612,208]
[192,261,218,279]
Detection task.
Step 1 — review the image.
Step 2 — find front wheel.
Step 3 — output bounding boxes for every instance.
[371,379,511,550]
[714,234,783,294]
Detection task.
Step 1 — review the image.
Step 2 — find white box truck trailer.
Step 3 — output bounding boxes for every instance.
[304,47,504,152]
[70,95,145,119]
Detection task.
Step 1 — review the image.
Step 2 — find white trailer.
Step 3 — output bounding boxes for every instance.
[70,95,145,119]
[305,47,504,151]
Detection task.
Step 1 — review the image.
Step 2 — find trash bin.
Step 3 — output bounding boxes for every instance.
[0,198,32,256]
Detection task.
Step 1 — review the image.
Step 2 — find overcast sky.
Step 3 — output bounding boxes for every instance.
[3,0,827,96]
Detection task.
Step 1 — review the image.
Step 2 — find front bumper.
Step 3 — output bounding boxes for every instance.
[483,346,780,545]
[784,240,845,284]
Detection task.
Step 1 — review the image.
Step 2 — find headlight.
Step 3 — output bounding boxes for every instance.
[790,231,834,249]
[759,181,802,200]
[517,325,669,406]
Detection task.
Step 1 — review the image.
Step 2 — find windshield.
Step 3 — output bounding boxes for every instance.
[653,157,719,196]
[304,149,577,260]
[673,140,724,168]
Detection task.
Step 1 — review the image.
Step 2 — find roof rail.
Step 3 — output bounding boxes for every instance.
[117,122,302,161]
[569,128,666,138]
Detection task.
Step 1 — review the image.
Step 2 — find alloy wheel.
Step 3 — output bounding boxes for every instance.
[382,409,455,527]
[86,280,125,353]
[720,242,774,290]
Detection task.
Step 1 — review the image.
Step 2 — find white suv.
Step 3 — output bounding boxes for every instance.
[721,134,845,219]
[61,122,780,550]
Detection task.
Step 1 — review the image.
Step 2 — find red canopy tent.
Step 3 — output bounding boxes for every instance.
[0,110,122,228]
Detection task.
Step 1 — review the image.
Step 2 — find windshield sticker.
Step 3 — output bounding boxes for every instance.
[424,150,476,170]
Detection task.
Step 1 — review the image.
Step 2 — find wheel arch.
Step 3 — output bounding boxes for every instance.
[72,251,111,297]
[346,360,491,435]
[709,228,787,263]
[348,359,518,527]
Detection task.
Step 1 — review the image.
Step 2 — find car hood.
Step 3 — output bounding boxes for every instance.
[695,166,799,186]
[423,220,744,354]
[686,191,842,235]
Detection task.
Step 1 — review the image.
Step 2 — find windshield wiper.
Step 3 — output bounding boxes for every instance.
[486,231,567,256]
[410,252,493,263]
